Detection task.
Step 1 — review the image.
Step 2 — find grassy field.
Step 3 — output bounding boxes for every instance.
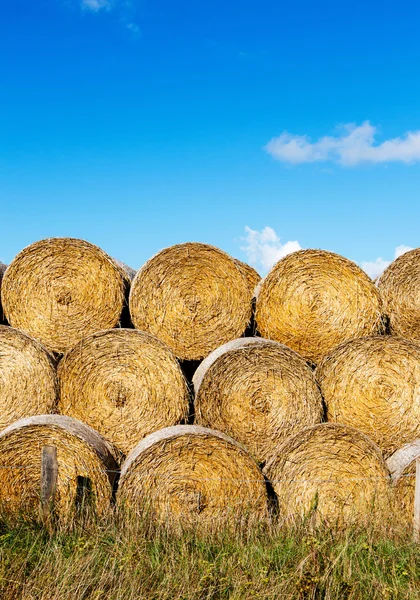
[0,511,419,600]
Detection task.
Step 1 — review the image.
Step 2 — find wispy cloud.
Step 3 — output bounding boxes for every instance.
[240,226,415,281]
[265,122,420,166]
[240,226,301,273]
[81,0,111,11]
[361,245,414,280]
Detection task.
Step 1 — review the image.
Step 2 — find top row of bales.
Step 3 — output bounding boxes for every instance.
[1,237,420,362]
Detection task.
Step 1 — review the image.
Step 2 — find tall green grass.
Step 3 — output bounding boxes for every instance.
[0,510,419,599]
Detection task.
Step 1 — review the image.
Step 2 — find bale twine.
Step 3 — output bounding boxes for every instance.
[58,329,189,456]
[377,248,420,341]
[0,325,58,430]
[118,425,268,521]
[1,238,131,354]
[193,337,324,464]
[316,336,420,458]
[264,424,391,524]
[387,441,420,520]
[129,243,252,361]
[233,259,261,295]
[0,415,118,518]
[255,249,383,364]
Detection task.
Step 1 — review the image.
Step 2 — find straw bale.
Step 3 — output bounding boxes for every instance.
[264,423,391,524]
[377,248,420,341]
[316,336,420,458]
[255,249,383,364]
[118,425,268,521]
[233,259,261,295]
[387,441,420,519]
[0,325,57,430]
[0,415,118,518]
[194,337,324,464]
[129,243,252,361]
[1,238,131,354]
[58,329,189,456]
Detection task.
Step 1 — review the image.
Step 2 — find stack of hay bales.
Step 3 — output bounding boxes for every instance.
[0,325,57,430]
[129,243,252,361]
[0,415,117,519]
[58,329,190,456]
[1,238,132,355]
[1,236,420,526]
[255,249,383,363]
[117,425,268,521]
[193,337,324,464]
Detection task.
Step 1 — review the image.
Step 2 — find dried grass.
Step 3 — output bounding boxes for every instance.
[0,415,118,519]
[118,425,268,522]
[0,325,58,430]
[58,328,189,456]
[264,423,392,525]
[129,243,252,360]
[378,248,420,341]
[316,335,420,458]
[255,249,384,363]
[1,238,131,354]
[194,337,324,464]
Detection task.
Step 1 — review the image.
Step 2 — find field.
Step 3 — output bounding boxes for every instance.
[0,512,419,600]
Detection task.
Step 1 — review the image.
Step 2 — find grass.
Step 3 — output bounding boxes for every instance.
[0,510,419,599]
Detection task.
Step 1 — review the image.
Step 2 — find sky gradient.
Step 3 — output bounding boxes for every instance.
[1,0,419,276]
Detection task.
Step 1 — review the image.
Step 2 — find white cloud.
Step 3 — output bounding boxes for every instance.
[265,122,420,166]
[361,245,414,280]
[240,226,301,273]
[81,0,111,11]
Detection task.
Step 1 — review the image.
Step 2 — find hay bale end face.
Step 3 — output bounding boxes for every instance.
[378,248,420,341]
[0,415,118,519]
[316,336,420,458]
[255,249,383,364]
[264,423,391,524]
[387,441,420,521]
[0,325,57,430]
[194,338,324,464]
[129,243,252,361]
[1,238,131,354]
[118,425,268,521]
[58,329,190,456]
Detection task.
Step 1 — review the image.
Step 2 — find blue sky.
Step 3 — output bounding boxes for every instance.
[1,0,420,276]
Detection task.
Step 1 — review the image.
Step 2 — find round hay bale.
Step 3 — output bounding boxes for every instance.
[118,425,268,521]
[378,248,420,341]
[0,325,58,430]
[316,336,420,458]
[193,337,324,464]
[0,415,118,518]
[233,259,261,295]
[264,423,391,524]
[387,441,420,520]
[129,243,252,361]
[255,249,383,364]
[58,329,189,456]
[1,238,131,354]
